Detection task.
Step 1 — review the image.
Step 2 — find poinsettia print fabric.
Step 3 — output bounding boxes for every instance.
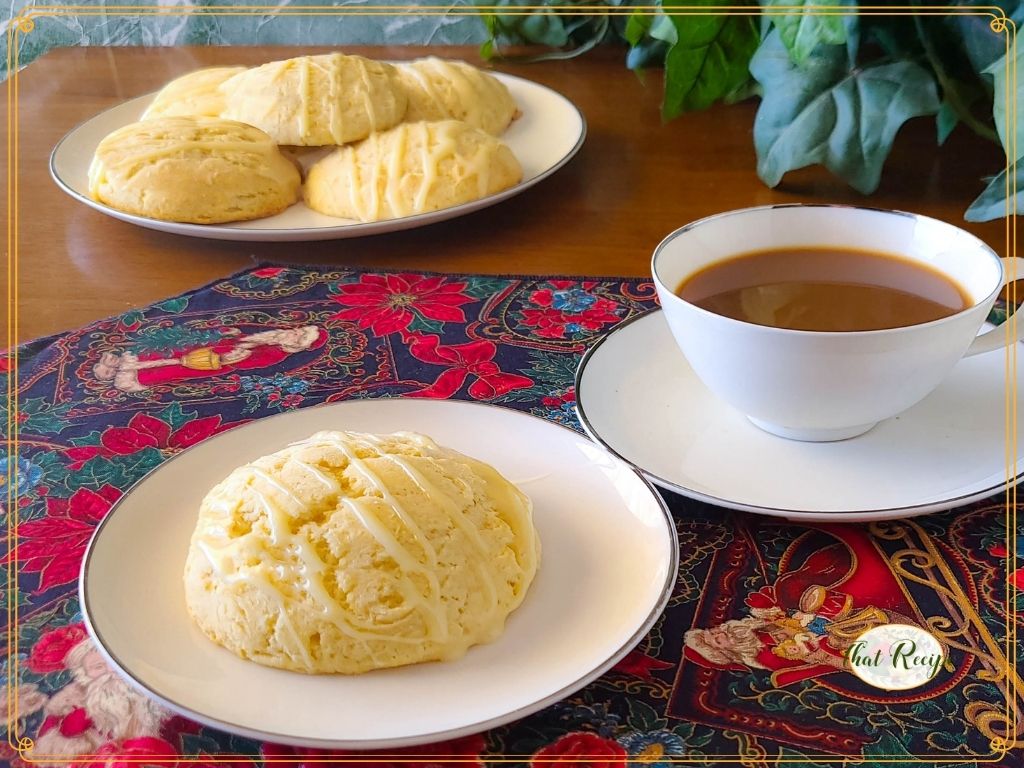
[2,265,1021,767]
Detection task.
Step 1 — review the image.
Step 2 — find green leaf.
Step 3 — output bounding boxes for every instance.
[463,277,512,300]
[119,309,145,328]
[626,699,666,730]
[948,1,1021,75]
[157,296,189,314]
[937,99,959,145]
[965,164,1022,221]
[761,0,846,64]
[985,44,1022,158]
[158,402,197,430]
[69,430,104,447]
[650,13,679,45]
[624,10,652,46]
[407,314,446,335]
[15,397,73,435]
[76,447,164,489]
[661,0,760,118]
[751,29,940,193]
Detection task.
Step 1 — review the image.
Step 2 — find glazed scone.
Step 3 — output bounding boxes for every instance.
[304,120,523,222]
[220,53,408,146]
[183,431,540,674]
[87,117,301,224]
[397,57,518,135]
[141,66,247,119]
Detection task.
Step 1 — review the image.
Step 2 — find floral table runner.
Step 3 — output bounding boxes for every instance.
[2,265,1021,767]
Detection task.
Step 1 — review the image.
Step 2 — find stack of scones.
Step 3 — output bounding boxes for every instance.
[88,53,523,224]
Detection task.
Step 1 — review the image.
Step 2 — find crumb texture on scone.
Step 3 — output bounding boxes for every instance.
[87,116,301,224]
[141,66,247,120]
[183,431,540,674]
[397,57,518,136]
[220,53,408,146]
[303,119,522,222]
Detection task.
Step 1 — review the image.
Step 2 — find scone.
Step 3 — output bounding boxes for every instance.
[183,431,540,674]
[87,116,301,224]
[304,120,523,222]
[397,57,518,135]
[220,53,408,146]
[141,66,247,120]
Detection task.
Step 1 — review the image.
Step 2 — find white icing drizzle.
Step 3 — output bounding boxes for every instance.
[193,431,532,668]
[356,57,381,134]
[326,118,503,222]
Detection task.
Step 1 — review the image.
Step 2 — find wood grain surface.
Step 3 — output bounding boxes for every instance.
[7,45,1010,343]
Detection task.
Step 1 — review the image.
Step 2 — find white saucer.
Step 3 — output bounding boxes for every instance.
[575,310,1022,522]
[80,399,676,748]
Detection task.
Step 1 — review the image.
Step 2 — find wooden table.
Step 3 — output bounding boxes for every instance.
[8,45,1009,344]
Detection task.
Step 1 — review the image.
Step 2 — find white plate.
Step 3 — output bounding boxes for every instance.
[50,73,586,242]
[80,399,676,748]
[575,310,1022,522]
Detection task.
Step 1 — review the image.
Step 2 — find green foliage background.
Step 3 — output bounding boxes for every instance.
[479,0,1021,221]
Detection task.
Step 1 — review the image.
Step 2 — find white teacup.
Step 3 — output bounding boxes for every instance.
[652,205,1022,442]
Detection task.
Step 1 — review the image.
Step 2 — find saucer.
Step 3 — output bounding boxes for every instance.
[575,310,1022,522]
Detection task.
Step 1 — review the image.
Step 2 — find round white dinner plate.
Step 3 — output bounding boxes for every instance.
[51,73,585,242]
[575,310,1022,522]
[80,399,676,748]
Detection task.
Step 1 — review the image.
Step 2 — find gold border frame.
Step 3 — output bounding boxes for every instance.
[2,3,1018,764]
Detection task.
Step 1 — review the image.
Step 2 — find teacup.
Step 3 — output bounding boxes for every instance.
[652,204,1022,442]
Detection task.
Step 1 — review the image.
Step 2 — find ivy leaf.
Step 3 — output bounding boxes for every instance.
[625,9,652,46]
[965,164,1022,222]
[751,29,939,193]
[624,8,677,70]
[485,0,570,48]
[761,0,847,65]
[985,44,1022,158]
[661,0,760,118]
[947,0,1022,75]
[937,99,958,145]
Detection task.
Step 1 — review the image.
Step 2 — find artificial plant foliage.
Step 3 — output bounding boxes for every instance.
[660,0,760,116]
[476,0,1021,221]
[751,28,940,193]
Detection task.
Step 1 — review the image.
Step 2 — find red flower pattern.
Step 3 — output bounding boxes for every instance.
[4,485,121,593]
[263,733,486,768]
[331,274,474,336]
[402,334,533,400]
[251,267,286,279]
[28,623,88,673]
[519,281,622,340]
[72,738,246,768]
[612,649,674,679]
[531,732,627,768]
[71,737,179,768]
[65,412,228,469]
[989,543,1024,588]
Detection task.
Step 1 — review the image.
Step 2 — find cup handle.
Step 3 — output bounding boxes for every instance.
[964,256,1024,357]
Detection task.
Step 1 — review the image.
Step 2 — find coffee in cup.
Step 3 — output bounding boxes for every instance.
[652,205,1022,442]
